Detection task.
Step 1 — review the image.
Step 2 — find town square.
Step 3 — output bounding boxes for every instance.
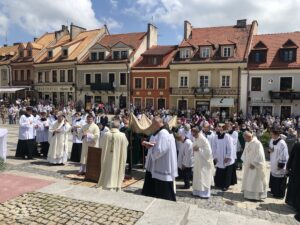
[1,0,300,225]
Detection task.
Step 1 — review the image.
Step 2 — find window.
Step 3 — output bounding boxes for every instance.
[95,73,101,83]
[120,73,127,85]
[19,50,24,57]
[121,51,128,59]
[98,52,105,60]
[201,47,210,58]
[179,76,188,87]
[282,50,295,62]
[223,47,232,57]
[20,70,24,81]
[91,52,97,61]
[252,51,266,63]
[109,73,115,84]
[153,57,157,65]
[52,70,57,82]
[199,75,209,87]
[14,70,18,80]
[158,78,165,89]
[181,49,190,58]
[280,77,293,91]
[27,70,31,79]
[178,100,187,110]
[146,78,154,89]
[62,49,68,57]
[221,75,231,87]
[134,98,142,108]
[251,77,262,91]
[158,98,166,109]
[68,70,73,82]
[85,74,91,85]
[113,51,120,60]
[44,71,49,83]
[38,72,43,83]
[145,98,154,108]
[48,51,53,58]
[60,70,65,82]
[27,49,32,57]
[134,78,142,89]
[251,106,260,115]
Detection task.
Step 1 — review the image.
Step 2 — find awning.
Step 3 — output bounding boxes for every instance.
[0,88,25,93]
[210,98,234,107]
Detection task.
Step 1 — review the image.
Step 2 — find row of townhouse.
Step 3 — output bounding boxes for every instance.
[1,19,300,118]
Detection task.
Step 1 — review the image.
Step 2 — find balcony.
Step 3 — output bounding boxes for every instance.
[90,83,115,91]
[269,90,300,102]
[12,80,33,86]
[170,87,238,96]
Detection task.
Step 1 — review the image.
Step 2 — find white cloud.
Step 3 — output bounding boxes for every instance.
[110,0,118,8]
[100,17,122,30]
[0,0,122,37]
[124,0,300,34]
[0,12,8,36]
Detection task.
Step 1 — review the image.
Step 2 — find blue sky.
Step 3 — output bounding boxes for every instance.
[1,0,300,46]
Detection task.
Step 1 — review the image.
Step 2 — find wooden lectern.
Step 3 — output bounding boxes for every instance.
[85,147,102,182]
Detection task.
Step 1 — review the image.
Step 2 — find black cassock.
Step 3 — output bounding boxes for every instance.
[285,142,300,218]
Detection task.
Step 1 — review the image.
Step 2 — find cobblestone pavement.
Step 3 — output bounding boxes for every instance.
[0,192,143,225]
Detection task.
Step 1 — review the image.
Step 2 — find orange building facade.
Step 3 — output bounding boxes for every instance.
[130,45,177,110]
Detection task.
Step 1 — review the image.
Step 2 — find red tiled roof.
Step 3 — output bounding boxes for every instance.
[99,32,146,50]
[178,25,252,62]
[142,45,177,56]
[132,45,178,69]
[249,32,300,69]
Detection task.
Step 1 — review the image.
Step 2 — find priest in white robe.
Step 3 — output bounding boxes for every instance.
[269,128,289,198]
[97,118,128,191]
[47,112,71,165]
[142,116,178,201]
[78,113,100,175]
[241,130,267,200]
[15,107,35,159]
[192,127,215,198]
[212,123,235,191]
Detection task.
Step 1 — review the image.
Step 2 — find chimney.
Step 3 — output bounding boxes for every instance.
[147,23,158,49]
[55,25,69,41]
[236,19,247,28]
[13,42,21,46]
[70,23,86,40]
[33,37,38,42]
[3,44,7,47]
[184,20,192,41]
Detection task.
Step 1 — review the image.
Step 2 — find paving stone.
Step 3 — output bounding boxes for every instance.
[0,192,143,225]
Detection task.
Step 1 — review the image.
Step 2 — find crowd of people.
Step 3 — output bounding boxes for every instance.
[5,102,300,222]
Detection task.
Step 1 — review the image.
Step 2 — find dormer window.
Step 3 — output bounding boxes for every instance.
[27,49,32,57]
[180,48,190,59]
[98,52,104,60]
[91,52,97,61]
[113,51,120,60]
[121,51,128,59]
[223,46,232,57]
[281,49,296,62]
[200,47,211,58]
[48,50,53,59]
[250,51,266,63]
[153,57,157,65]
[62,48,68,57]
[19,50,24,58]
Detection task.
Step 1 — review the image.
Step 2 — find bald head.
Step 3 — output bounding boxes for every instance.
[152,116,164,130]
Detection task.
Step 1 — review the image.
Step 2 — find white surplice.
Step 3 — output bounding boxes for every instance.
[241,137,267,200]
[47,120,71,164]
[79,123,100,165]
[98,128,128,190]
[192,134,215,196]
[269,138,289,177]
